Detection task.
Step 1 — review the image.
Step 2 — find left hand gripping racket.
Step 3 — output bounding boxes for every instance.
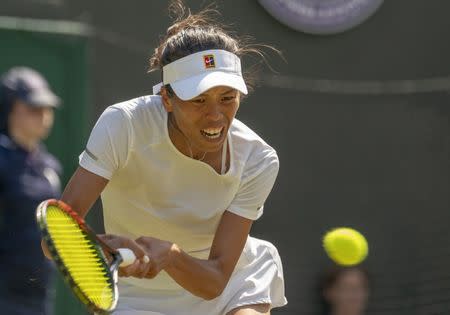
[36,199,146,314]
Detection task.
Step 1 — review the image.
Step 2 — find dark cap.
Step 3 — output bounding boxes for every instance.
[0,67,60,108]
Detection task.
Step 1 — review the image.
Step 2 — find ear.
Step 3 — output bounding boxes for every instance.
[160,87,173,113]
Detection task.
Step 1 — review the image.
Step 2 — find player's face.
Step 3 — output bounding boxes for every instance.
[10,100,55,141]
[163,86,240,155]
[325,270,369,315]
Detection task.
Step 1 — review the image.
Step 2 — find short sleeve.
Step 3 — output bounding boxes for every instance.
[227,149,279,220]
[79,107,132,180]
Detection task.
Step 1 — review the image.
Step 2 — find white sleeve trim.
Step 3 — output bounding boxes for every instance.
[79,151,113,180]
[227,205,264,221]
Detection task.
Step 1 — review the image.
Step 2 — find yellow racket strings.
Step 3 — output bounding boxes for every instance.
[46,206,114,310]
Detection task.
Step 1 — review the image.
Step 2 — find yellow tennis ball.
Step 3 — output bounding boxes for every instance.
[323,227,368,266]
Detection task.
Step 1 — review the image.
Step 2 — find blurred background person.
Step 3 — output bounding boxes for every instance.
[0,67,61,315]
[321,266,370,315]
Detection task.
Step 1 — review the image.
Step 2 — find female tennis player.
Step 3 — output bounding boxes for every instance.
[49,1,287,314]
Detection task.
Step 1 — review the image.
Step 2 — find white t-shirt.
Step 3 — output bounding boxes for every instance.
[79,95,279,290]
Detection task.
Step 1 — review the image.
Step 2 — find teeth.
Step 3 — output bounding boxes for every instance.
[201,127,223,139]
[203,127,222,135]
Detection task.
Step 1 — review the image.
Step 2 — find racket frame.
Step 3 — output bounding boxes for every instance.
[37,199,124,314]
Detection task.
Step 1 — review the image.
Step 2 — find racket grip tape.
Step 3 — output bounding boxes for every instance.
[117,248,150,267]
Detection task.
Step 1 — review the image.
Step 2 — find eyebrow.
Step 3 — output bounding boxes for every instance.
[220,88,236,95]
[198,88,236,97]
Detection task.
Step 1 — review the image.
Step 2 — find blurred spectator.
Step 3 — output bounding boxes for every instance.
[0,67,61,315]
[321,266,370,315]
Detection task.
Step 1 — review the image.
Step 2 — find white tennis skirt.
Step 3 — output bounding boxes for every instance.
[114,236,287,315]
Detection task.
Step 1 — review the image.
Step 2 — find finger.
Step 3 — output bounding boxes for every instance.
[145,266,159,279]
[120,253,152,279]
[143,256,159,279]
[131,259,152,279]
[100,235,147,262]
[134,238,152,260]
[135,260,152,278]
[97,234,116,241]
[118,268,127,277]
[98,234,127,249]
[122,239,148,261]
[119,260,141,278]
[139,255,150,264]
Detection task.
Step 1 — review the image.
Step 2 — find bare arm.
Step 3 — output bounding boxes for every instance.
[42,166,150,276]
[138,211,252,300]
[41,166,108,258]
[60,166,109,217]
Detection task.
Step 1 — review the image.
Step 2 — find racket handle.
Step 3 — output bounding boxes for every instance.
[117,248,150,267]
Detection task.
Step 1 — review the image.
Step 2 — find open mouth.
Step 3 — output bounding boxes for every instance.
[200,127,224,139]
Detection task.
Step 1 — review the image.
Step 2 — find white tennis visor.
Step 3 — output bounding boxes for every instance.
[152,49,248,100]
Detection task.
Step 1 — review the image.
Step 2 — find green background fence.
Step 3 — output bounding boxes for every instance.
[0,25,90,315]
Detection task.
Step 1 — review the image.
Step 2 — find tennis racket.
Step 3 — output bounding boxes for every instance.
[36,199,147,314]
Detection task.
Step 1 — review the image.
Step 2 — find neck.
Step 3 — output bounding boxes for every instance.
[9,126,39,152]
[167,114,206,160]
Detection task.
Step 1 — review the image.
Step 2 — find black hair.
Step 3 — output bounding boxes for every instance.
[148,0,280,97]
